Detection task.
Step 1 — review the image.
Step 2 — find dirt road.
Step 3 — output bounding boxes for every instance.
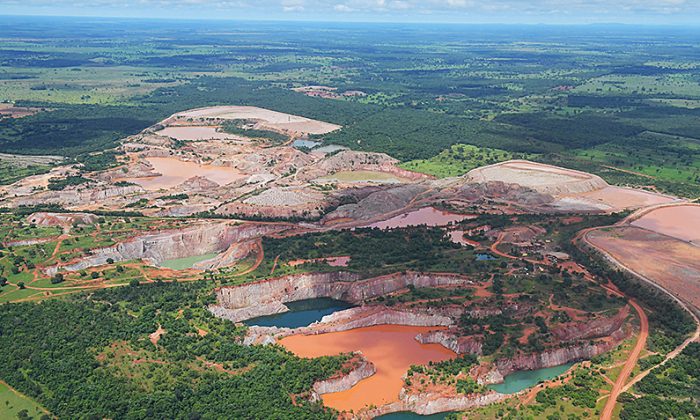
[600,297,648,420]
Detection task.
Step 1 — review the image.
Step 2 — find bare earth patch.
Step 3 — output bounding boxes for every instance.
[172,106,341,135]
[155,126,240,141]
[630,204,700,244]
[586,226,700,310]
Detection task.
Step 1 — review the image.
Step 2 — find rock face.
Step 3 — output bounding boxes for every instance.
[362,391,506,419]
[26,212,98,227]
[238,306,453,345]
[453,180,554,207]
[551,305,630,341]
[323,184,430,224]
[45,222,287,275]
[313,307,454,332]
[211,271,472,323]
[494,334,625,379]
[416,330,482,355]
[10,184,144,208]
[312,354,376,396]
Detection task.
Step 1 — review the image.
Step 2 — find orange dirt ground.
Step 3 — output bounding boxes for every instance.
[630,204,700,243]
[586,226,700,311]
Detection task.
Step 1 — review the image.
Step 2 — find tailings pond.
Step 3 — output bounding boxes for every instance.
[368,207,474,230]
[117,157,244,191]
[244,298,354,328]
[488,363,574,394]
[279,325,455,412]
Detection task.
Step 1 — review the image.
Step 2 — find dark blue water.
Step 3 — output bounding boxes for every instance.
[244,298,354,328]
[376,412,452,419]
[476,253,497,261]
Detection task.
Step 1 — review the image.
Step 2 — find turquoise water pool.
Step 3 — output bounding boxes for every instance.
[488,363,574,394]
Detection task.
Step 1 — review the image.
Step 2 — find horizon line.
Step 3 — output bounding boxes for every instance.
[3,13,700,28]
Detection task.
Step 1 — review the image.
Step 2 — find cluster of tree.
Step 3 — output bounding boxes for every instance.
[221,120,289,144]
[47,175,90,190]
[621,343,700,419]
[0,280,348,419]
[76,150,120,172]
[535,368,603,409]
[262,226,458,273]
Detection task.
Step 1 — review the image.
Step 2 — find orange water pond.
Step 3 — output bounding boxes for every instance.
[118,157,244,191]
[279,325,455,411]
[368,207,474,230]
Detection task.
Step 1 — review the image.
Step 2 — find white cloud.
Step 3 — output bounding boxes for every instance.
[281,0,304,11]
[2,0,700,22]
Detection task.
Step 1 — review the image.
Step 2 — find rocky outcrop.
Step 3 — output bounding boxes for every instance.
[453,180,553,207]
[45,222,288,275]
[238,306,453,344]
[416,330,482,355]
[312,354,376,396]
[494,333,626,380]
[551,305,630,341]
[26,212,98,227]
[323,184,430,224]
[9,183,144,208]
[312,306,453,332]
[362,391,506,419]
[211,271,472,323]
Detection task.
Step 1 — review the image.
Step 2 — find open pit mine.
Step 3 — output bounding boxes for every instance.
[2,105,693,419]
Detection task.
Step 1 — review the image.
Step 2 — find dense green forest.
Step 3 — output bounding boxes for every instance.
[0,281,346,419]
[2,18,700,195]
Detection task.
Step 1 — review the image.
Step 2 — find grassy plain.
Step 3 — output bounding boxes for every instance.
[0,380,50,419]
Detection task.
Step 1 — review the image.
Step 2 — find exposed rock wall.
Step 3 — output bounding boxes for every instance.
[361,391,506,419]
[238,306,453,345]
[312,355,376,396]
[416,330,483,355]
[494,330,626,379]
[312,307,453,332]
[551,305,630,341]
[211,271,472,323]
[323,184,430,224]
[10,184,143,208]
[26,212,98,227]
[46,222,286,275]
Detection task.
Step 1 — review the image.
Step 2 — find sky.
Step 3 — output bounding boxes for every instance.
[1,0,700,24]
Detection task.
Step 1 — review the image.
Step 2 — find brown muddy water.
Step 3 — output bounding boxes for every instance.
[368,207,474,230]
[119,157,244,190]
[279,325,455,411]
